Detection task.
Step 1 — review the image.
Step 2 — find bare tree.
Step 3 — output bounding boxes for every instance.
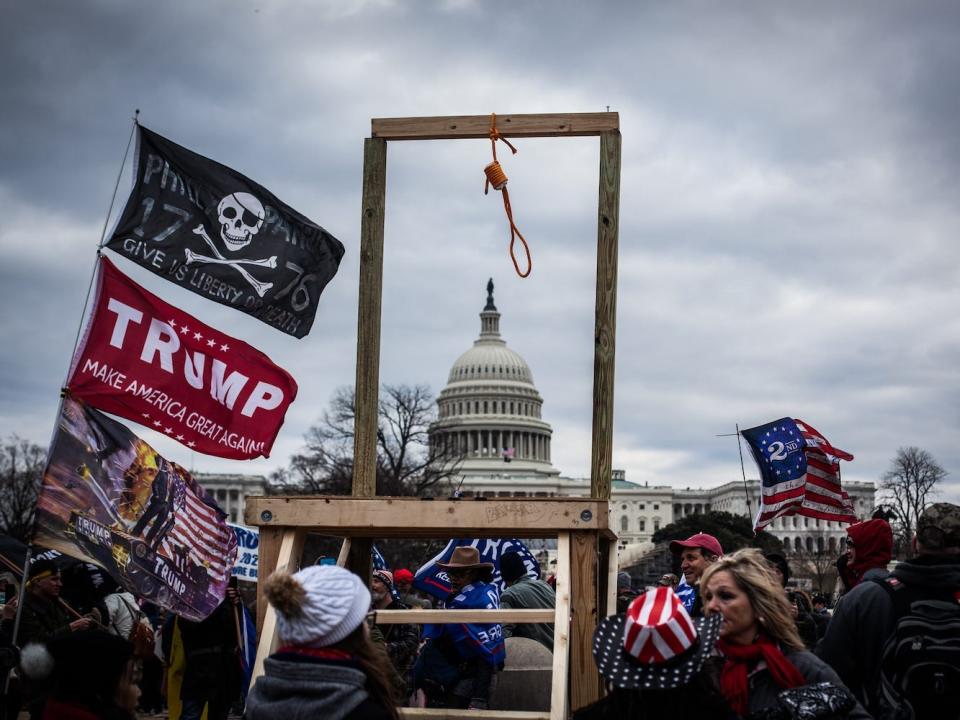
[0,435,47,541]
[880,447,947,557]
[787,530,839,593]
[271,384,462,497]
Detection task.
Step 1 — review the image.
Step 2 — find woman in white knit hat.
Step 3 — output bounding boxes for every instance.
[246,565,399,720]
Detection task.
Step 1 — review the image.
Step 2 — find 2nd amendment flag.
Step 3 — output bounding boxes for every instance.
[105,125,345,338]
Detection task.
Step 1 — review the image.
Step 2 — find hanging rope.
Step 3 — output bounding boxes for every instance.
[483,113,532,278]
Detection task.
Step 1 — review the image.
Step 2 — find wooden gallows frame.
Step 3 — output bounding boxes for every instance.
[246,112,622,719]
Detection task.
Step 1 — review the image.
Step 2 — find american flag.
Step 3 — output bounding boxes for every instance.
[502,447,515,463]
[741,417,857,531]
[160,466,237,584]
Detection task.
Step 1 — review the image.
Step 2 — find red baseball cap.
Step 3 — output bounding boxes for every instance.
[669,533,723,558]
[393,568,414,584]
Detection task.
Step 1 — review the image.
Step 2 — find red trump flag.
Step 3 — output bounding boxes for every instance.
[68,256,297,459]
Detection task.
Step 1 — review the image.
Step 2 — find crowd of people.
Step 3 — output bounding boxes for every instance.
[1,500,957,719]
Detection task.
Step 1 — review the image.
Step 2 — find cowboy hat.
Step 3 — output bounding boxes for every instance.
[436,546,494,572]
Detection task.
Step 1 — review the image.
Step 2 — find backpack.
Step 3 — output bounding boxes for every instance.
[110,594,155,660]
[874,576,960,720]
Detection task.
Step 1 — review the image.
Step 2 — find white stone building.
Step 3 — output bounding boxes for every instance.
[194,472,267,524]
[431,281,877,553]
[429,279,563,495]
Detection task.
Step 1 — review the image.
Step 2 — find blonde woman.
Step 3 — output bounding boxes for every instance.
[701,548,870,719]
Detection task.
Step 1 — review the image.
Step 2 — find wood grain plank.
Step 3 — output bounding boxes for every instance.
[346,537,373,584]
[569,531,601,711]
[245,497,612,537]
[336,537,352,567]
[550,532,571,720]
[255,526,283,634]
[353,137,387,498]
[372,112,619,140]
[372,608,556,624]
[401,710,549,720]
[249,529,305,691]
[590,130,621,501]
[605,537,618,617]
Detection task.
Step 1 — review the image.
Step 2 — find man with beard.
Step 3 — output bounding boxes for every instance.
[669,533,723,617]
[17,560,97,718]
[369,569,419,693]
[412,547,505,710]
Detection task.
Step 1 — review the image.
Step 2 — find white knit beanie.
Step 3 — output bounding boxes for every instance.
[264,565,371,648]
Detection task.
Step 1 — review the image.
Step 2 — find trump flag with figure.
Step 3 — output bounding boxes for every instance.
[33,395,237,620]
[741,417,857,531]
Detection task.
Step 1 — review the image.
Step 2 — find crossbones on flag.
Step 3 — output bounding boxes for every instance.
[67,256,298,460]
[741,417,857,531]
[104,125,345,338]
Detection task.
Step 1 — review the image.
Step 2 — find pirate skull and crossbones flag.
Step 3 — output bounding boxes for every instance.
[104,125,344,338]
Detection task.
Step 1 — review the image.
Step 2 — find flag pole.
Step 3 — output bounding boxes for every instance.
[60,110,140,390]
[717,425,755,526]
[7,546,32,651]
[97,109,139,249]
[735,423,754,526]
[16,111,142,650]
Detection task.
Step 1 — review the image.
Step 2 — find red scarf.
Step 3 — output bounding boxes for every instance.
[276,645,354,661]
[717,634,806,716]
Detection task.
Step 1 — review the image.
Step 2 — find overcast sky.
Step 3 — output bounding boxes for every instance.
[2,1,958,506]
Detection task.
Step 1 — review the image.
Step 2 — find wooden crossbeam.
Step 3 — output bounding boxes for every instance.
[245,497,612,538]
[401,710,549,720]
[372,112,618,141]
[372,608,555,624]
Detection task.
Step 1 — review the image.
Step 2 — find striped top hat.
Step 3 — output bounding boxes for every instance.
[593,586,721,689]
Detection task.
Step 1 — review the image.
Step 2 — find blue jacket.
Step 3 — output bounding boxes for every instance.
[423,581,505,667]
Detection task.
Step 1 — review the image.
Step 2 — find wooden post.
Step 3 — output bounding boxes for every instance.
[569,531,601,711]
[353,137,387,498]
[255,526,284,634]
[336,537,352,567]
[250,528,305,687]
[346,537,373,584]
[604,537,618,617]
[590,130,621,502]
[550,533,571,720]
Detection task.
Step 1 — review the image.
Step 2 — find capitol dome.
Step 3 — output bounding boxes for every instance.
[430,280,559,484]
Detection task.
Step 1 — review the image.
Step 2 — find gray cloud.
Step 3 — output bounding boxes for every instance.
[0,0,957,505]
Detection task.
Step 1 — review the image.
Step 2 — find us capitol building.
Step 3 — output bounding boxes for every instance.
[429,280,876,555]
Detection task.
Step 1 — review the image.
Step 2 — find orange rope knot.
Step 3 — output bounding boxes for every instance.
[483,161,508,192]
[483,113,531,278]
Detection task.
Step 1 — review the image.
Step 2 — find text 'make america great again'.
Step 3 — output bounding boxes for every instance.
[68,256,298,460]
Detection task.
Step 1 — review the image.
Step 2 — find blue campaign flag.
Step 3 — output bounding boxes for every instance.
[238,604,257,701]
[413,538,541,601]
[371,542,402,604]
[676,574,696,613]
[741,417,856,530]
[422,581,505,667]
[741,418,808,488]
